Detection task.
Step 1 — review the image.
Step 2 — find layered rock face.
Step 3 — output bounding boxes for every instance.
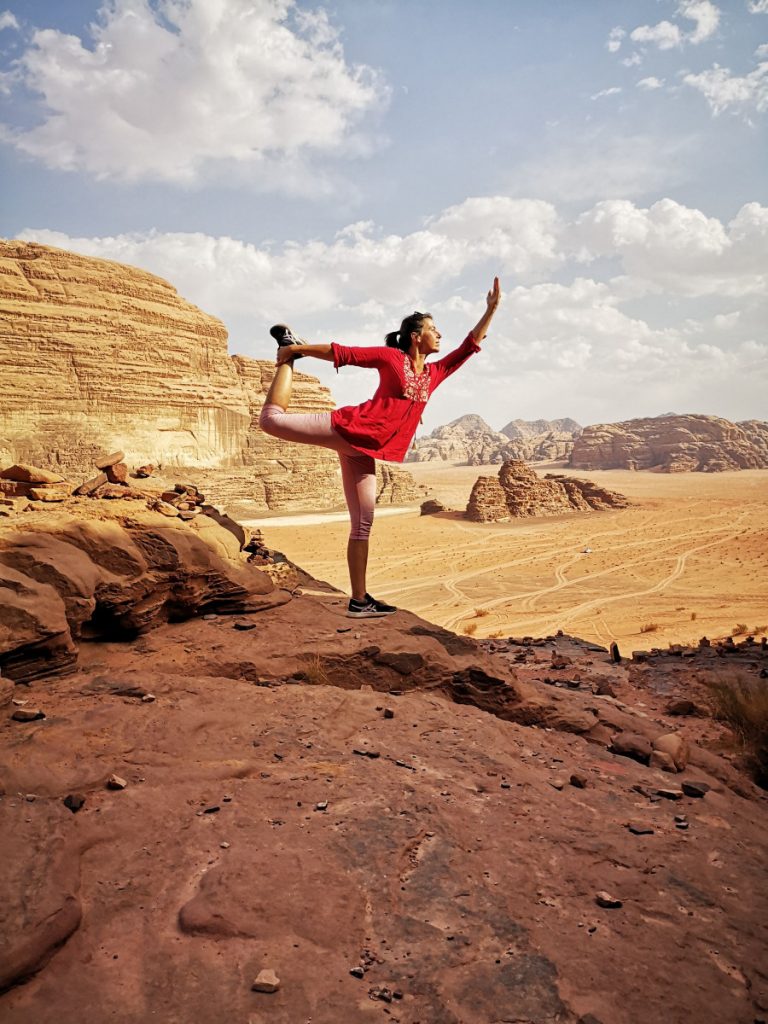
[408,414,579,465]
[570,414,768,472]
[466,460,629,521]
[0,241,421,512]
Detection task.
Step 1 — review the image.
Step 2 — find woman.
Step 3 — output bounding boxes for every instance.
[259,277,501,618]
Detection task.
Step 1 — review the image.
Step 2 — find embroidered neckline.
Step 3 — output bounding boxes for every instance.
[402,354,430,403]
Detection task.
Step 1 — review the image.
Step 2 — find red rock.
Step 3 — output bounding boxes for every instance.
[105,463,128,485]
[609,732,652,765]
[95,451,125,470]
[73,472,108,496]
[595,891,622,908]
[28,484,71,502]
[106,774,128,790]
[135,465,155,478]
[11,707,45,722]
[652,733,689,771]
[0,464,65,484]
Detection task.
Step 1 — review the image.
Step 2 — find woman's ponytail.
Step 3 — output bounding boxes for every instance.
[385,311,431,352]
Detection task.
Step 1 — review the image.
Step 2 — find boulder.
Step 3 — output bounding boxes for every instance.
[610,732,653,765]
[0,464,65,484]
[652,732,689,772]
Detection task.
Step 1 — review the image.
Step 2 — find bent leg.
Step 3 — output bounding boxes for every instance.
[259,405,342,447]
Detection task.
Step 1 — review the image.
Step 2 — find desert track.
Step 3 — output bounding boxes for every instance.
[262,468,768,649]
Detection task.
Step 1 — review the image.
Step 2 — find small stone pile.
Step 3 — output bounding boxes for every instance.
[0,464,71,508]
[420,499,447,515]
[154,483,208,520]
[73,450,149,499]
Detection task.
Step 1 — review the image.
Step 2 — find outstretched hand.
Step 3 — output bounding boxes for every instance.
[486,276,501,312]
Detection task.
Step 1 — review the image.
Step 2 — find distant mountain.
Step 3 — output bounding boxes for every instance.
[501,418,582,440]
[408,413,579,465]
[570,414,768,472]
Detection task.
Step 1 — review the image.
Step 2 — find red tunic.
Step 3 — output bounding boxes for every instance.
[330,333,481,462]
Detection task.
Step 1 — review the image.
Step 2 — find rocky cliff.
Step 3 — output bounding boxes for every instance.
[466,460,629,522]
[0,500,766,1024]
[408,414,578,465]
[0,240,422,512]
[570,414,768,472]
[501,417,582,440]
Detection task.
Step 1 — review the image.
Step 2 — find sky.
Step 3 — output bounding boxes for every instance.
[1,0,766,432]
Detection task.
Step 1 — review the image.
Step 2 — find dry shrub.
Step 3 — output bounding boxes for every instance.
[708,676,768,788]
[640,622,660,634]
[301,652,332,687]
[690,611,698,621]
[732,623,749,636]
[474,608,490,618]
[464,622,478,636]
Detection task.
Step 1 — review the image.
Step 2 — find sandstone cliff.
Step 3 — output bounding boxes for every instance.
[408,414,578,465]
[0,241,422,512]
[466,459,629,522]
[570,414,768,472]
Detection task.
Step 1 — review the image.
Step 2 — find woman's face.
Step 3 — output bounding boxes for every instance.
[415,318,441,355]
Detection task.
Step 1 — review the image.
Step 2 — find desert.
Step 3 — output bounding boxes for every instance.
[252,462,768,652]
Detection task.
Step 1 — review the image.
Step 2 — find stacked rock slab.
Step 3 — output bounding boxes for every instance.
[466,460,628,521]
[0,241,422,512]
[570,414,768,472]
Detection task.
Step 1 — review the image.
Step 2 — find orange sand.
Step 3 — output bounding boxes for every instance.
[259,465,768,650]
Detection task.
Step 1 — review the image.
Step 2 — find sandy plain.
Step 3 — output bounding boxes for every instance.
[256,464,768,650]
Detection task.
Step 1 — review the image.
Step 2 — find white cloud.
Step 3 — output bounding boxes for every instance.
[573,198,768,297]
[678,0,720,44]
[0,10,19,31]
[755,43,768,56]
[18,194,767,425]
[684,61,768,115]
[591,87,622,100]
[606,26,625,53]
[1,0,388,186]
[637,76,665,89]
[630,20,682,50]
[622,53,643,67]
[748,1,768,12]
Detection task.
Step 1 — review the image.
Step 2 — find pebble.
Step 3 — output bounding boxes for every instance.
[681,780,710,798]
[353,748,381,759]
[203,805,220,814]
[383,708,395,719]
[202,613,218,620]
[233,620,257,631]
[569,772,588,789]
[251,969,280,993]
[141,694,156,703]
[11,708,45,722]
[369,986,393,1003]
[656,787,684,801]
[63,793,86,813]
[349,966,365,979]
[106,774,128,790]
[627,823,654,836]
[595,891,622,909]
[676,821,690,831]
[315,801,328,811]
[220,842,230,849]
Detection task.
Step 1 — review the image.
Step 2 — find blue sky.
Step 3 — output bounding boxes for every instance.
[1,0,766,430]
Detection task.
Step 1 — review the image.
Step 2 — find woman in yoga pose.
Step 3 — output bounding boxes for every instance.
[259,277,501,617]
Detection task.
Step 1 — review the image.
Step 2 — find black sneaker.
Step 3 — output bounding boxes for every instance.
[270,323,307,357]
[346,594,398,618]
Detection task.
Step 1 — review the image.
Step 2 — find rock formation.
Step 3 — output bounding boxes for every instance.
[500,417,582,440]
[0,240,422,512]
[570,414,768,472]
[0,504,766,1024]
[408,414,580,465]
[466,460,629,522]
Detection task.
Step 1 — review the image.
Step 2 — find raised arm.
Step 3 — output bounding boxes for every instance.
[470,276,502,344]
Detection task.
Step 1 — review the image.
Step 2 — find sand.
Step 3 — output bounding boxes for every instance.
[257,464,768,650]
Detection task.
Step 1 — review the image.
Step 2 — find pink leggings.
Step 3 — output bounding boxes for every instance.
[259,404,376,540]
